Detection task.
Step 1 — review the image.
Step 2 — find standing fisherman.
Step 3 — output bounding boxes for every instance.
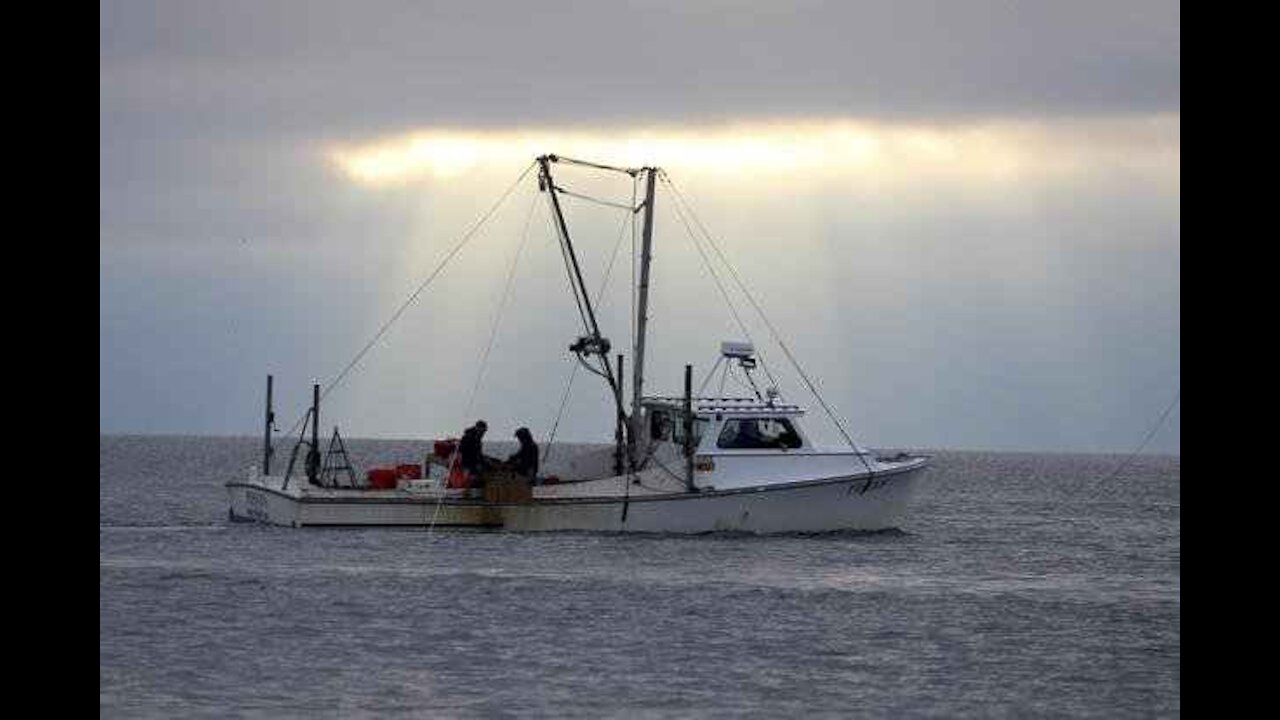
[458,420,491,487]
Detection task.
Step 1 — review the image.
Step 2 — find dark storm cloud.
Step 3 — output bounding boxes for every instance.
[101,0,1178,136]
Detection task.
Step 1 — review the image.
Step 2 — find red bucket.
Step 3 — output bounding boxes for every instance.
[434,439,458,459]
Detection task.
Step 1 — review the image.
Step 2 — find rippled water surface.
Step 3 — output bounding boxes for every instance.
[100,436,1179,718]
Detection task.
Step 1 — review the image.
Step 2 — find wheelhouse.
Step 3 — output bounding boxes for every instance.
[640,396,812,454]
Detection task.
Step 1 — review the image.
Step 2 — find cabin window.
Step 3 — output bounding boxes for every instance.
[649,410,672,441]
[716,418,803,449]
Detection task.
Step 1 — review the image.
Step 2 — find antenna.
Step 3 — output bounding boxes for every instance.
[718,341,766,401]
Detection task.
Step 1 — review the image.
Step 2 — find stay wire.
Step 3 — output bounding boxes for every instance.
[662,178,780,393]
[554,184,638,212]
[545,208,636,463]
[542,361,581,466]
[462,188,540,420]
[595,200,636,313]
[432,178,548,539]
[550,155,642,176]
[281,160,536,440]
[552,209,594,339]
[697,355,726,396]
[660,171,874,473]
[1077,389,1180,498]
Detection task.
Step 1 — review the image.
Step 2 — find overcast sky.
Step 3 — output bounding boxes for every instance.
[100,1,1179,454]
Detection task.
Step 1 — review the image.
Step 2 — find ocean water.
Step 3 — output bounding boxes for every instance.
[100,436,1179,718]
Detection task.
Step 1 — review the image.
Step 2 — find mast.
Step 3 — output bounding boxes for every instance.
[263,374,274,475]
[683,363,695,492]
[630,167,657,466]
[615,354,625,476]
[306,383,321,485]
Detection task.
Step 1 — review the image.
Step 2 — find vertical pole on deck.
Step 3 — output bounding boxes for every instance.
[307,383,321,485]
[684,364,695,492]
[631,167,658,470]
[263,375,274,475]
[615,354,625,477]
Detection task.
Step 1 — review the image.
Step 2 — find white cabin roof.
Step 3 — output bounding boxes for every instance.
[641,396,806,417]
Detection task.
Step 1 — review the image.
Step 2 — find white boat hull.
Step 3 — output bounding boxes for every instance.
[507,465,921,533]
[226,459,927,533]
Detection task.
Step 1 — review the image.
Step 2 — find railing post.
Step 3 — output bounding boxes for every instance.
[684,364,695,492]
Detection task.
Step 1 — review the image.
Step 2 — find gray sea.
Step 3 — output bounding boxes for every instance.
[100,436,1179,718]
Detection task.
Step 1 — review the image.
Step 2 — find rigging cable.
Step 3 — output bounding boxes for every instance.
[550,155,641,176]
[431,193,540,541]
[542,362,581,467]
[552,210,594,342]
[544,157,642,364]
[1076,389,1180,498]
[552,174,642,389]
[660,171,876,476]
[697,355,726,396]
[661,174,781,394]
[554,184,638,212]
[281,160,537,440]
[544,208,637,463]
[462,188,541,420]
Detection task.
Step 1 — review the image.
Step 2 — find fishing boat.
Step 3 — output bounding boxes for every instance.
[226,154,930,532]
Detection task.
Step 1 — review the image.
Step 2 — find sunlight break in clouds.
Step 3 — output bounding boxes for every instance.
[326,116,1180,189]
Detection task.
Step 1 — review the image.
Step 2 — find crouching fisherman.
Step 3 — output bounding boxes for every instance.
[507,427,540,484]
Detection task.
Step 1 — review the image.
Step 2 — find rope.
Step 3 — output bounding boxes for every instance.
[555,184,638,212]
[697,355,725,396]
[549,155,642,176]
[660,171,875,475]
[552,206,594,339]
[428,202,543,540]
[425,480,447,538]
[594,201,635,313]
[544,208,635,463]
[660,174,781,393]
[462,189,540,419]
[1076,389,1180,498]
[543,362,580,465]
[281,160,537,440]
[725,362,759,397]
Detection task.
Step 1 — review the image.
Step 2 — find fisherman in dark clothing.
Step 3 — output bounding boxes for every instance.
[506,427,540,483]
[459,420,490,482]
